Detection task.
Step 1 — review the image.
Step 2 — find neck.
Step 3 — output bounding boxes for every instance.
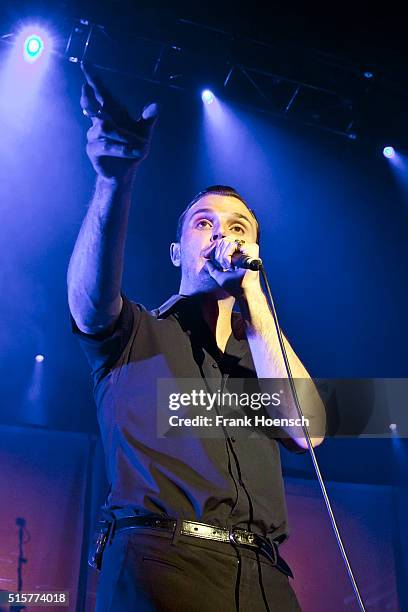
[181,290,235,353]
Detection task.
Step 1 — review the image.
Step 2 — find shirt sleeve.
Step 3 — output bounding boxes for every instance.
[70,295,143,385]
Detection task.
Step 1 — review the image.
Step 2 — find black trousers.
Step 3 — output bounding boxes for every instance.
[95,529,302,611]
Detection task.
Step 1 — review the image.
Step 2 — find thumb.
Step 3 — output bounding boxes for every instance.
[80,83,101,117]
[138,102,159,138]
[204,260,224,282]
[142,102,159,120]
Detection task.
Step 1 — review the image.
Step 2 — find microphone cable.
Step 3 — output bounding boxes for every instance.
[259,264,366,612]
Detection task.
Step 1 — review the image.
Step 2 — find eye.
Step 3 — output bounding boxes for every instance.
[196,219,212,229]
[230,225,245,234]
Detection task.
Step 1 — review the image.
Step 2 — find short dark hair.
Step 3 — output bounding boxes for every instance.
[176,185,260,243]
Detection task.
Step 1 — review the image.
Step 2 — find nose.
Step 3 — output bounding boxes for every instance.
[211,231,225,242]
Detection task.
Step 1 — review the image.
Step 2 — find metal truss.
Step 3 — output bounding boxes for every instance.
[1,14,407,146]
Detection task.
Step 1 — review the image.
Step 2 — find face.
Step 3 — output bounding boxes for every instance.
[171,194,258,296]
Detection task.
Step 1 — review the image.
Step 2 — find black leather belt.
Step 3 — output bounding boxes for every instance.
[90,515,293,579]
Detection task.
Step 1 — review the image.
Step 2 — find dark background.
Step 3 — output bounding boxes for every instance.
[0,3,407,610]
[0,0,407,433]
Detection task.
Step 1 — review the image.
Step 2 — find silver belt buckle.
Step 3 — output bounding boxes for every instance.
[229,528,256,547]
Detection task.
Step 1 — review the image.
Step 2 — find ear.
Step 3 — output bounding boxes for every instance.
[170,242,181,267]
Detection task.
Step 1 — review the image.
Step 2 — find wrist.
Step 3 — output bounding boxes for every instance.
[95,170,136,192]
[236,284,266,322]
[236,281,264,304]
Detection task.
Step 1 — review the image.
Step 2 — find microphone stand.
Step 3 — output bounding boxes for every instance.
[10,518,28,612]
[259,265,366,612]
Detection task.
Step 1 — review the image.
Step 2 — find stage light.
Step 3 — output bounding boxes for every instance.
[383,146,395,159]
[202,90,215,105]
[389,423,397,432]
[35,354,45,363]
[23,34,44,62]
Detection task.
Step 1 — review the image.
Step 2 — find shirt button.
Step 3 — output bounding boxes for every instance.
[211,363,218,369]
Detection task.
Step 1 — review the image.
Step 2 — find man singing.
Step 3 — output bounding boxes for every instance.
[68,67,326,611]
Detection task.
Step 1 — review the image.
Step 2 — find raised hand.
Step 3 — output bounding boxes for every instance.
[80,64,158,180]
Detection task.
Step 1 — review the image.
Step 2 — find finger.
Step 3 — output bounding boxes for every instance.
[87,139,149,161]
[137,102,159,139]
[81,63,105,106]
[223,238,259,259]
[202,239,234,269]
[212,242,230,270]
[221,239,239,262]
[236,243,260,258]
[201,243,217,259]
[87,120,149,145]
[204,260,223,280]
[204,260,239,282]
[215,239,237,269]
[142,102,159,121]
[81,63,134,127]
[81,83,103,118]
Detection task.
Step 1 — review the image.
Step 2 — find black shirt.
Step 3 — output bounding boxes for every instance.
[73,294,297,543]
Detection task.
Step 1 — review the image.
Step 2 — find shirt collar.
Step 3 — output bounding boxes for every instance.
[153,294,249,359]
[153,294,188,318]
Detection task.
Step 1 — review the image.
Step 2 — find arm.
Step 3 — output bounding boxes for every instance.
[237,286,326,450]
[67,175,132,333]
[203,237,326,451]
[67,65,158,334]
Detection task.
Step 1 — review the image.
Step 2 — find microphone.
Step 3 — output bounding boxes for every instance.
[231,251,263,271]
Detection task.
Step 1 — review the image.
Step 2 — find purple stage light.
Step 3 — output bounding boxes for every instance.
[35,354,45,363]
[1,25,52,130]
[202,90,215,105]
[14,26,51,64]
[383,146,395,159]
